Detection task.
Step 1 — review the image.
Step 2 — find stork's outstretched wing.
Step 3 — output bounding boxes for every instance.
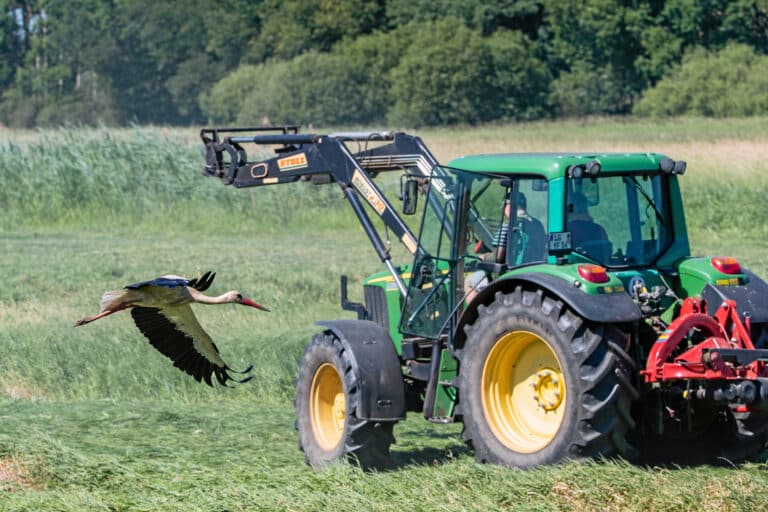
[130,305,251,386]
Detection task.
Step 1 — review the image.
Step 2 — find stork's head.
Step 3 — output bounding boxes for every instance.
[226,291,270,312]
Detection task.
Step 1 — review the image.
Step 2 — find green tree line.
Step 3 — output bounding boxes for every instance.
[1,0,766,127]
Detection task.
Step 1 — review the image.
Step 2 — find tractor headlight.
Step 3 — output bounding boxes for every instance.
[567,165,584,178]
[659,158,675,173]
[567,160,601,178]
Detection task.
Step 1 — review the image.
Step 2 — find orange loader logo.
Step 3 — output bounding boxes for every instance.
[277,153,308,171]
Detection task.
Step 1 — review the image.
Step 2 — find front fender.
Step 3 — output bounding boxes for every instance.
[316,319,406,421]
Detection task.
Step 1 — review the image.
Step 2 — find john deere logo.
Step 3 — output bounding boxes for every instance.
[277,153,308,171]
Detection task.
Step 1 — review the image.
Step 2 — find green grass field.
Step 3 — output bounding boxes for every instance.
[3,119,768,511]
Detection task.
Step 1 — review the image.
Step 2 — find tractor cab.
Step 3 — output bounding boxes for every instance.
[399,154,690,340]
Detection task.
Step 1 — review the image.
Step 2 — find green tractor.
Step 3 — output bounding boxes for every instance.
[202,127,768,468]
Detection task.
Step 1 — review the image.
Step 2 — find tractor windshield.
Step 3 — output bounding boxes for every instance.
[566,174,673,267]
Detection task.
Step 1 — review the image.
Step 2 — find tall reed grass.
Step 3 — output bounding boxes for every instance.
[0,127,357,234]
[3,123,768,239]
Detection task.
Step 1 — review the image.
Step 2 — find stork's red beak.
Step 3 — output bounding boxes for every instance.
[241,297,270,312]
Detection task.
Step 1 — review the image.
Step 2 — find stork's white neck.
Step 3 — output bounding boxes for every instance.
[188,287,237,305]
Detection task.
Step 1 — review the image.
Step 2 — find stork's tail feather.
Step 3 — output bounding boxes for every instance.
[99,290,127,312]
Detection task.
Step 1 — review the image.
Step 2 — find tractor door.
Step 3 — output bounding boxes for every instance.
[399,170,470,339]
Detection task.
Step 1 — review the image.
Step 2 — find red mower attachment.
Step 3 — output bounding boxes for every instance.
[643,297,768,406]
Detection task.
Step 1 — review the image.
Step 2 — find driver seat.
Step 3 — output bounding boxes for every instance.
[568,220,611,261]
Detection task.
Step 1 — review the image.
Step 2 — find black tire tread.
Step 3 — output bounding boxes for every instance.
[457,287,638,466]
[295,332,396,469]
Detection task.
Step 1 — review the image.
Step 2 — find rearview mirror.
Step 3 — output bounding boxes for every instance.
[401,177,419,215]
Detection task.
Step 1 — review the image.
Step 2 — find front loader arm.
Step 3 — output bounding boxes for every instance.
[201,127,440,295]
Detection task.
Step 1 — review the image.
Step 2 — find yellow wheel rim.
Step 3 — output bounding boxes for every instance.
[310,363,345,451]
[481,330,566,453]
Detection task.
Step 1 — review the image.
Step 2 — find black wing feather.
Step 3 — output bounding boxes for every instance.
[187,271,216,292]
[130,306,236,387]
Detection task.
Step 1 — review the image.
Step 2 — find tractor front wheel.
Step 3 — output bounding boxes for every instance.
[295,332,396,469]
[457,288,637,467]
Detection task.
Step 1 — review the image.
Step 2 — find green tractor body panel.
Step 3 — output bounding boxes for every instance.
[502,263,626,296]
[435,348,458,418]
[677,257,747,297]
[363,269,408,352]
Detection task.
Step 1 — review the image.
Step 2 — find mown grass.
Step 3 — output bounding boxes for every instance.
[3,400,767,512]
[3,119,768,511]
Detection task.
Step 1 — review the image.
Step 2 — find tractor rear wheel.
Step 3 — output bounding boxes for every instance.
[295,332,396,469]
[456,288,637,467]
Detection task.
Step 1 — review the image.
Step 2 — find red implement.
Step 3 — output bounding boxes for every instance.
[643,298,768,383]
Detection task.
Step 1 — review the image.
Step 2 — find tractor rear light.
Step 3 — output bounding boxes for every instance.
[711,257,741,275]
[578,264,609,284]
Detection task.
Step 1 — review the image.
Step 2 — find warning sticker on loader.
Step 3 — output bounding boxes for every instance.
[352,169,387,215]
[277,153,308,171]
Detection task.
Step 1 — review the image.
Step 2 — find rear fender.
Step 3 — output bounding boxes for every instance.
[316,319,406,421]
[454,273,641,352]
[701,270,768,324]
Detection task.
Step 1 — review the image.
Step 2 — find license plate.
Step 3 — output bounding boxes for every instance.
[548,232,572,252]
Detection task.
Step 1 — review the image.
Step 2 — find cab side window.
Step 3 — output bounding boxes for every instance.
[507,178,548,266]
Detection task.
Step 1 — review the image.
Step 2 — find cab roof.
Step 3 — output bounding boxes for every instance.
[447,153,671,180]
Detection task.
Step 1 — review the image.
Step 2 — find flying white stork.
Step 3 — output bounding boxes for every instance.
[75,271,269,386]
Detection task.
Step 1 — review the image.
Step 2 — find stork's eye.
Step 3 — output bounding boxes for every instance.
[236,293,243,301]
